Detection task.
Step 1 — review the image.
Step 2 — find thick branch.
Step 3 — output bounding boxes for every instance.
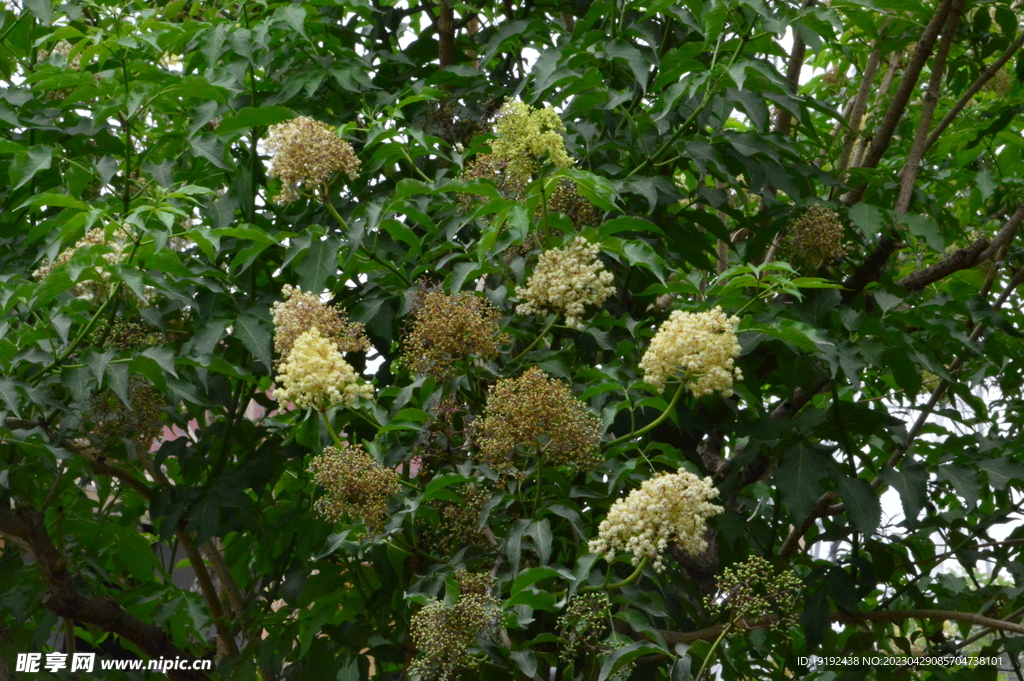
[837,38,884,173]
[0,504,210,681]
[845,0,955,205]
[894,0,964,214]
[897,202,1024,291]
[437,0,455,67]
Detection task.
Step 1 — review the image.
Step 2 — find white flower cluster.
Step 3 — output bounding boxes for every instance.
[272,327,373,411]
[588,470,723,572]
[639,306,743,397]
[515,237,614,330]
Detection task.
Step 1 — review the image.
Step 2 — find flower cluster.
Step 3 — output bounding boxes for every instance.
[39,39,82,69]
[475,367,602,474]
[402,291,508,379]
[588,470,723,572]
[309,443,400,532]
[409,575,500,681]
[780,205,849,268]
[84,377,167,455]
[704,556,802,629]
[558,592,611,664]
[639,307,743,398]
[265,116,360,205]
[272,327,373,411]
[460,158,600,230]
[270,284,369,362]
[515,237,615,330]
[489,101,574,186]
[424,484,489,555]
[32,226,151,303]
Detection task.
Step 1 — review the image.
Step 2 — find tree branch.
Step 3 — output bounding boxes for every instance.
[896,202,1024,291]
[0,504,210,681]
[894,0,964,214]
[924,30,1024,154]
[845,0,955,205]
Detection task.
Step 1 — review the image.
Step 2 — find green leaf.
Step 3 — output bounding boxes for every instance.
[977,458,1024,490]
[899,214,944,252]
[598,642,665,681]
[776,444,834,521]
[938,465,980,508]
[234,313,272,370]
[18,193,89,211]
[836,476,881,536]
[297,237,340,293]
[11,146,53,190]
[880,465,927,525]
[848,203,886,240]
[216,106,296,134]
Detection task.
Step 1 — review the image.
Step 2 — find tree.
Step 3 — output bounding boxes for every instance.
[3,0,1024,679]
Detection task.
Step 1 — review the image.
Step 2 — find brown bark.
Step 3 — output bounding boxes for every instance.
[0,504,210,681]
[894,0,964,214]
[437,0,455,68]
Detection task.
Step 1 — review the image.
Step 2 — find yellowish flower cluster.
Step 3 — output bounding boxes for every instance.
[309,443,400,532]
[639,307,743,397]
[780,205,848,268]
[265,116,360,205]
[272,327,373,411]
[270,284,369,362]
[409,573,499,681]
[85,376,166,454]
[515,237,614,330]
[588,470,723,572]
[401,290,508,379]
[489,101,573,187]
[475,367,602,474]
[32,227,150,303]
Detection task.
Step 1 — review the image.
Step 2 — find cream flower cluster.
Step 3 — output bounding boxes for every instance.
[639,306,743,397]
[489,101,573,186]
[265,116,360,205]
[272,327,373,410]
[515,237,614,330]
[588,470,723,572]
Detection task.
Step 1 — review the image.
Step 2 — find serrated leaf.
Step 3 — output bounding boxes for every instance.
[880,464,927,525]
[978,458,1024,490]
[938,465,980,508]
[297,237,340,293]
[848,203,886,240]
[776,444,834,521]
[836,475,881,536]
[234,313,272,370]
[106,362,131,407]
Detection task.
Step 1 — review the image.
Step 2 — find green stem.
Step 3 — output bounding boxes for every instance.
[30,282,124,385]
[400,147,433,183]
[323,195,414,287]
[605,381,685,447]
[319,409,345,448]
[694,623,731,681]
[511,315,557,363]
[539,176,550,244]
[581,556,648,592]
[533,460,544,516]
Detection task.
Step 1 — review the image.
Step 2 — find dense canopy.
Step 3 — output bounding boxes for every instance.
[3,0,1024,680]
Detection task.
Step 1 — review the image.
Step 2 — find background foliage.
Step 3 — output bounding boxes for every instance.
[3,0,1024,679]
